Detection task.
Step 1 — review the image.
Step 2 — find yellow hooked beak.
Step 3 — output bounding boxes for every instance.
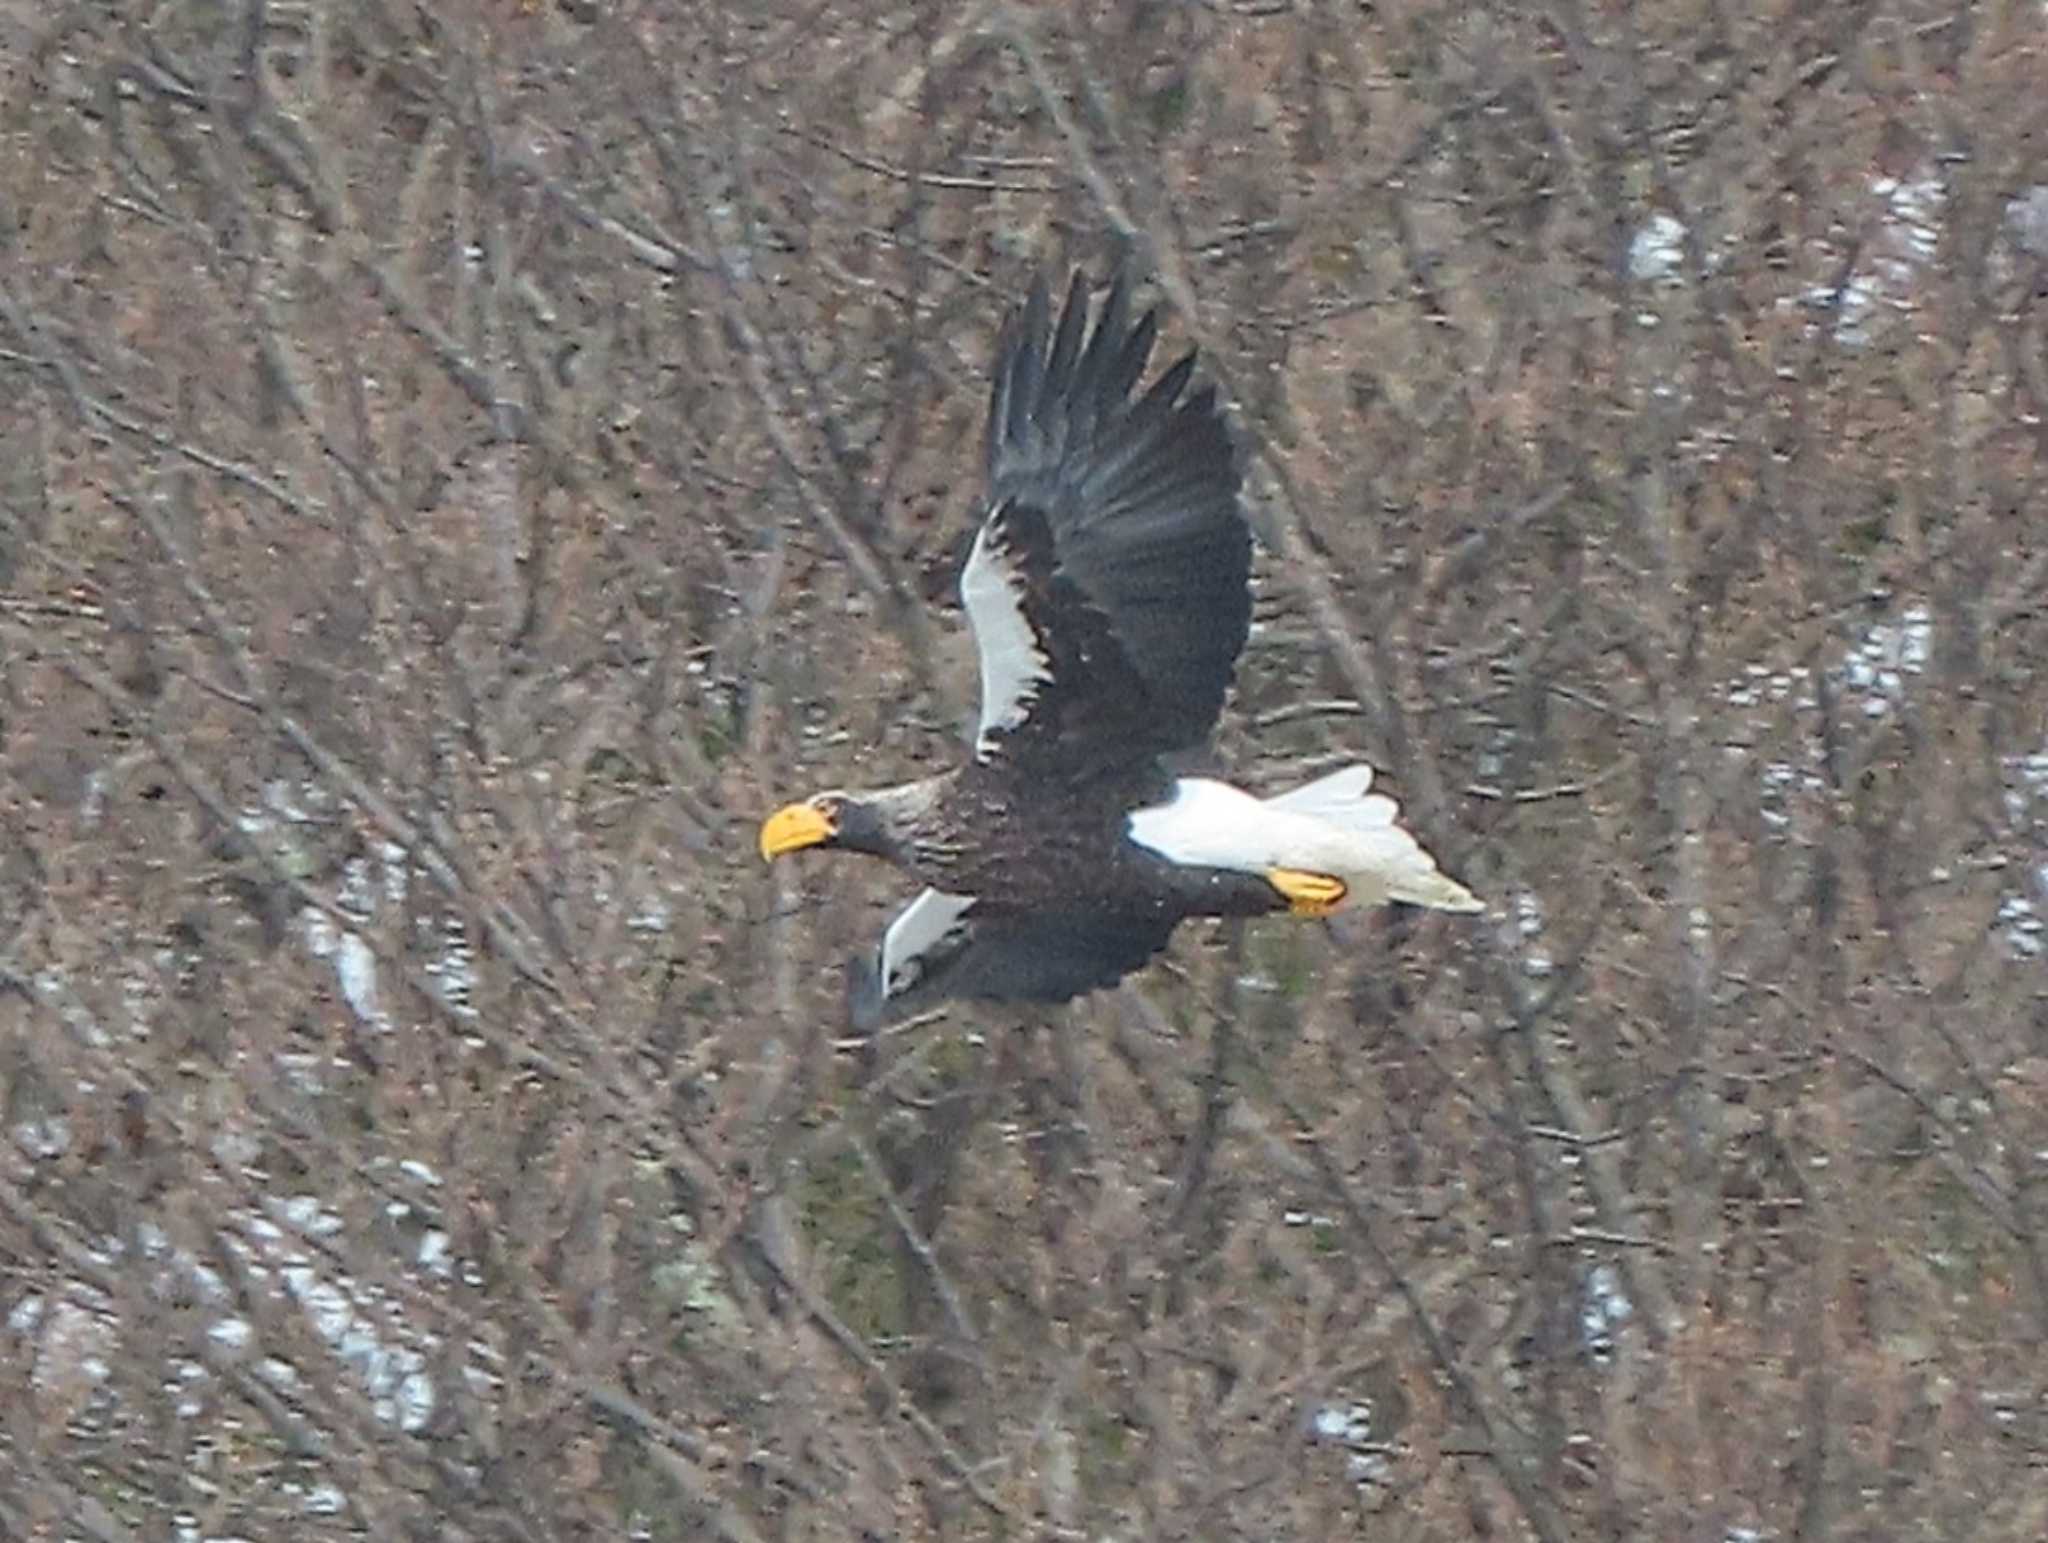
[759,801,837,860]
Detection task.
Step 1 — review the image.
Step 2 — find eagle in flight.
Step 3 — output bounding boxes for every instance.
[761,271,1480,1027]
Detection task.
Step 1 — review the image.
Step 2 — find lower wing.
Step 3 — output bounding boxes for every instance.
[849,888,1177,1029]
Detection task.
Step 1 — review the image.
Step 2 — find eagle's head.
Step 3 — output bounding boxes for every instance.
[758,785,933,864]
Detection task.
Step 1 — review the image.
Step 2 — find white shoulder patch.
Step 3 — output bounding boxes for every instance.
[879,889,977,997]
[1127,779,1279,869]
[960,510,1052,756]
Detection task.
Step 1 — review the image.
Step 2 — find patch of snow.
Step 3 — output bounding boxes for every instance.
[31,1295,117,1399]
[1476,720,1517,782]
[241,1209,440,1434]
[1727,661,1811,710]
[240,1215,285,1248]
[335,931,386,1030]
[263,779,315,823]
[9,1294,45,1334]
[274,1194,346,1239]
[1876,176,1944,261]
[1839,604,1930,718]
[13,1115,72,1159]
[272,1051,328,1097]
[394,1367,436,1432]
[2007,185,2048,258]
[1306,1398,1393,1491]
[304,907,338,957]
[284,1268,356,1343]
[1997,894,2042,958]
[123,968,161,1038]
[628,894,672,934]
[1513,890,1553,977]
[211,1124,263,1169]
[425,916,479,1019]
[258,1357,305,1392]
[1788,171,1947,347]
[1346,1450,1392,1486]
[1756,757,1827,836]
[338,856,377,920]
[2011,744,2048,811]
[1309,1402,1374,1445]
[379,841,411,905]
[1581,1262,1634,1364]
[1629,214,1687,283]
[417,1230,452,1277]
[169,1358,209,1418]
[33,966,108,1048]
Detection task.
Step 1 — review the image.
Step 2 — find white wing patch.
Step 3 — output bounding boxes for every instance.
[1128,771,1482,913]
[879,888,977,998]
[960,510,1052,756]
[1127,779,1277,868]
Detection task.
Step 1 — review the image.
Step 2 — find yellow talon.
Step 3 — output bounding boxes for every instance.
[1268,868,1347,918]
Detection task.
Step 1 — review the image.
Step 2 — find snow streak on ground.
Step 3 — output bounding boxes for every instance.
[1715,606,2046,965]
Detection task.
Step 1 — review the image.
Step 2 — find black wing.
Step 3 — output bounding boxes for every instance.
[848,887,1177,1029]
[963,270,1250,766]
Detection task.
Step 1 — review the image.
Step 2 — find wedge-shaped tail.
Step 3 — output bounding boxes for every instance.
[1128,766,1482,913]
[1265,765,1481,911]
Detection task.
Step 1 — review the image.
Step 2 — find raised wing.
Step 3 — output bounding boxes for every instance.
[848,887,1177,1029]
[960,500,1156,770]
[964,270,1250,766]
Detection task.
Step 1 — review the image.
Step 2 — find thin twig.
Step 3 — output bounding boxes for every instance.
[848,1131,990,1374]
[1465,755,1634,803]
[747,1212,1025,1528]
[1278,1093,1569,1543]
[0,282,331,528]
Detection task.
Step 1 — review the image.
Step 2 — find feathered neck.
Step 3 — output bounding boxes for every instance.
[833,775,950,865]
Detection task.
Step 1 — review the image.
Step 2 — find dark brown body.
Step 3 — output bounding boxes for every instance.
[890,761,1286,924]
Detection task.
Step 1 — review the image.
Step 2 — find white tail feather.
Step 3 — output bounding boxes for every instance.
[1264,765,1482,913]
[1128,768,1484,915]
[1263,764,1379,817]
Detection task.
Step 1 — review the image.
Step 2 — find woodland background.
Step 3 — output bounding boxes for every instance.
[3,1,2046,1539]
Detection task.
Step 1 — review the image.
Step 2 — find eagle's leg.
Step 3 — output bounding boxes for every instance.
[1267,869,1347,918]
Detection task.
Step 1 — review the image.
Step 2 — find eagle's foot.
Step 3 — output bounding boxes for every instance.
[1268,868,1347,917]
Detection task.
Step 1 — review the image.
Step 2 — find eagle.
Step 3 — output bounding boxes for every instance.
[760,270,1480,1028]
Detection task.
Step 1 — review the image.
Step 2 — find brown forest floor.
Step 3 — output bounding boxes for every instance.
[2,2,2046,1539]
